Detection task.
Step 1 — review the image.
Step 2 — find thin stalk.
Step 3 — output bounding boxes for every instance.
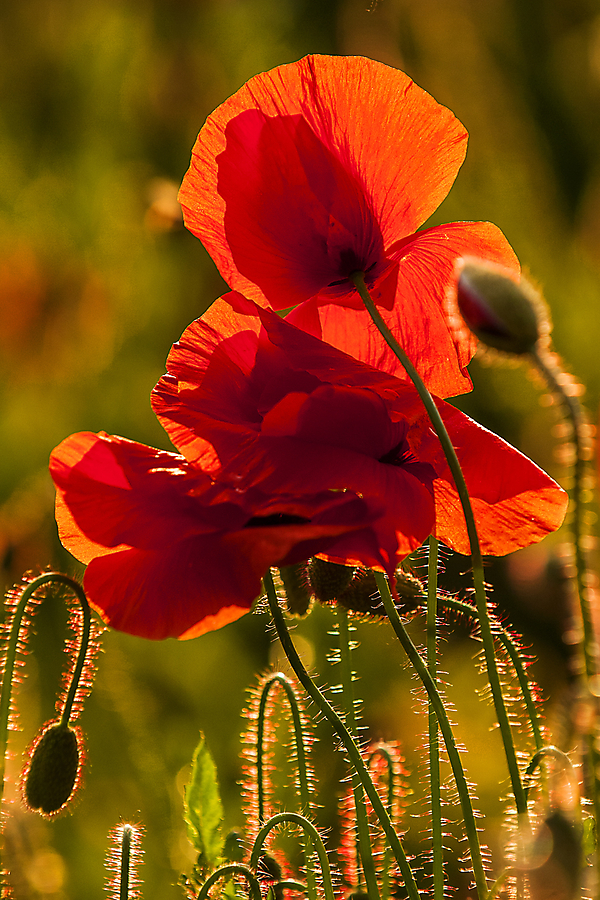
[352,271,526,815]
[0,573,90,794]
[119,825,133,900]
[336,607,380,900]
[368,745,397,900]
[438,596,544,751]
[257,674,317,900]
[264,571,421,900]
[530,348,600,844]
[427,537,444,900]
[197,865,262,900]
[374,571,488,900]
[249,811,335,900]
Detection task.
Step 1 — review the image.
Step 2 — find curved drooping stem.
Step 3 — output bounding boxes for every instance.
[249,811,334,900]
[352,271,526,816]
[256,674,317,899]
[0,572,91,798]
[263,571,421,900]
[197,864,262,900]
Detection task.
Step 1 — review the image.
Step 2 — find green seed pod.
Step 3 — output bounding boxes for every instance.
[308,558,355,603]
[456,258,546,355]
[23,721,81,816]
[278,563,312,617]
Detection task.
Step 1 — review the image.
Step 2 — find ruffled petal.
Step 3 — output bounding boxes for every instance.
[49,432,245,555]
[407,401,569,555]
[290,221,519,397]
[179,55,467,309]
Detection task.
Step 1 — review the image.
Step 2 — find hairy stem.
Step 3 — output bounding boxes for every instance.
[337,607,380,899]
[352,271,525,815]
[250,811,334,900]
[427,537,444,900]
[264,571,420,900]
[375,571,488,900]
[257,674,317,899]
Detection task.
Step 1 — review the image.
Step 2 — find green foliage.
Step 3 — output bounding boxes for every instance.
[184,731,225,873]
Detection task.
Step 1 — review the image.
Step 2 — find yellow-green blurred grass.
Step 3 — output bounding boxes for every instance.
[1,1,599,897]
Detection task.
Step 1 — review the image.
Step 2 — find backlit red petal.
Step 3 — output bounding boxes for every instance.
[179,55,467,307]
[407,401,568,555]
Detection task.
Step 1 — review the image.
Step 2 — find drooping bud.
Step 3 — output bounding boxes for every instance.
[308,558,355,603]
[278,563,312,617]
[22,720,82,816]
[454,257,547,355]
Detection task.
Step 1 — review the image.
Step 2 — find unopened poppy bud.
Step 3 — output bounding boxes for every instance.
[528,811,582,900]
[22,721,81,815]
[455,258,544,355]
[278,563,312,617]
[258,853,282,881]
[223,829,246,863]
[308,558,355,603]
[337,567,423,615]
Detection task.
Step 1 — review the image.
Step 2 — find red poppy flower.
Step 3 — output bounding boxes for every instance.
[49,433,376,639]
[152,292,568,567]
[178,54,519,397]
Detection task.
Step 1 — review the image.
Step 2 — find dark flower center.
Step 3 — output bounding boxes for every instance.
[244,513,311,528]
[379,440,418,468]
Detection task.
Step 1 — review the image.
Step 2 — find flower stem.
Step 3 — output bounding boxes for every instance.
[197,864,262,900]
[0,573,91,798]
[257,674,317,899]
[352,271,526,815]
[336,607,380,900]
[374,571,488,900]
[249,811,334,900]
[427,537,444,900]
[264,570,421,900]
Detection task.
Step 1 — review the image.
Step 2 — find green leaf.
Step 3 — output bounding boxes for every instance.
[184,731,225,869]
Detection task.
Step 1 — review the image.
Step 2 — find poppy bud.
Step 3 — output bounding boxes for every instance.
[337,567,423,615]
[527,811,582,900]
[308,558,355,603]
[258,853,282,881]
[455,258,545,355]
[22,721,81,815]
[223,829,246,863]
[278,563,312,617]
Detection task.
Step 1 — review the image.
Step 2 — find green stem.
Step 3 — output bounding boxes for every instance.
[257,674,317,900]
[119,825,133,900]
[264,571,421,900]
[0,573,91,795]
[197,865,262,900]
[438,596,544,751]
[352,271,526,815]
[249,811,335,900]
[374,571,488,900]
[367,745,397,900]
[427,537,444,900]
[530,349,600,838]
[336,607,380,899]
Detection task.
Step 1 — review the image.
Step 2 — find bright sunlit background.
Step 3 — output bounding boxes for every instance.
[2,1,600,897]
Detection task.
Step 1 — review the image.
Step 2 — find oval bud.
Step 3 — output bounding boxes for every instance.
[308,558,355,603]
[278,563,312,617]
[455,258,545,355]
[22,721,81,816]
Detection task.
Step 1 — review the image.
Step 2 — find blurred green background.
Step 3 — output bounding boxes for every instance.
[2,0,600,897]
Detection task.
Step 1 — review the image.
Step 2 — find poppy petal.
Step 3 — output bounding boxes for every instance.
[293,221,519,397]
[179,55,468,310]
[407,401,569,554]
